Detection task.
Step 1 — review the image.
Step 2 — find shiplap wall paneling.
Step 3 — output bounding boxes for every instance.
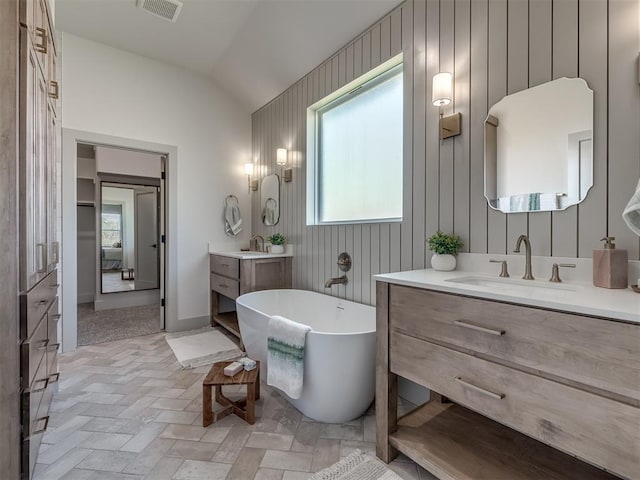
[527,0,553,256]
[608,0,640,259]
[453,0,471,254]
[251,0,640,306]
[412,0,427,269]
[551,0,579,258]
[505,0,530,253]
[469,0,489,254]
[486,0,508,254]
[439,0,455,236]
[425,0,440,260]
[577,0,608,258]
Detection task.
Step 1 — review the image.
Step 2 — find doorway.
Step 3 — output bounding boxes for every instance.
[71,139,169,346]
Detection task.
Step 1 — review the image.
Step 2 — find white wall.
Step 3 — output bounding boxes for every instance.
[96,146,162,178]
[61,33,252,327]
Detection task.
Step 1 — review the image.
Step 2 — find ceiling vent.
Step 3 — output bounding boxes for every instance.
[137,0,183,23]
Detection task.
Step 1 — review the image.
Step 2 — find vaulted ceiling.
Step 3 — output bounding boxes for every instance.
[56,0,402,112]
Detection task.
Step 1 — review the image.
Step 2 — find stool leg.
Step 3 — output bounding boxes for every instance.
[246,382,256,425]
[203,385,213,427]
[256,370,260,401]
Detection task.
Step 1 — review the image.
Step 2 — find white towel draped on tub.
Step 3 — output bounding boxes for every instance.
[622,179,640,236]
[267,315,311,399]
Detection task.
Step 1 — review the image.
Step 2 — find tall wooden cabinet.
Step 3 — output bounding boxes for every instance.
[18,0,61,478]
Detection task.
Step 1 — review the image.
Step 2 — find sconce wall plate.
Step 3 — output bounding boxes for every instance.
[283,168,292,183]
[440,112,461,140]
[250,179,259,191]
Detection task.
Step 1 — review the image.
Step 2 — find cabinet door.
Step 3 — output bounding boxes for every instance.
[20,27,49,290]
[46,99,58,269]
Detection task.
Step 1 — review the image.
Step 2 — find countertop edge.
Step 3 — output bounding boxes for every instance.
[373,270,639,324]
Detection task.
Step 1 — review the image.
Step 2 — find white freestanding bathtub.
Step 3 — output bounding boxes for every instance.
[236,289,376,423]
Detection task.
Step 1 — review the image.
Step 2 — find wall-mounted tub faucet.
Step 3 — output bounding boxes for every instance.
[325,252,352,288]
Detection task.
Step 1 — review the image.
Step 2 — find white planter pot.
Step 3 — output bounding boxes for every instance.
[431,253,456,271]
[270,244,285,254]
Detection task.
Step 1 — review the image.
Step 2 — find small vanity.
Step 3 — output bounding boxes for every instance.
[209,250,292,341]
[375,269,639,479]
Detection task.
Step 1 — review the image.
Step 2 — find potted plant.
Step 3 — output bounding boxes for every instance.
[426,231,463,271]
[267,233,286,254]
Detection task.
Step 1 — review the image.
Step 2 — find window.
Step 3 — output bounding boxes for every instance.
[101,206,122,247]
[307,55,403,225]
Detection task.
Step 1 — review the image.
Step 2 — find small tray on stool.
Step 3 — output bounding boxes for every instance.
[202,360,260,426]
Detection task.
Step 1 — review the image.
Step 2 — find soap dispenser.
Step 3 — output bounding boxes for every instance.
[593,237,628,289]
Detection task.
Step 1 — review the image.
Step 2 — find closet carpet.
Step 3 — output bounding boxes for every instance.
[77,303,161,346]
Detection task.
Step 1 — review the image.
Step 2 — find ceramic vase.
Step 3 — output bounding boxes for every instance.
[431,253,456,271]
[270,244,284,254]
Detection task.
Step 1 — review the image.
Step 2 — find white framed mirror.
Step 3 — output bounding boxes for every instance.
[484,77,594,213]
[261,174,280,226]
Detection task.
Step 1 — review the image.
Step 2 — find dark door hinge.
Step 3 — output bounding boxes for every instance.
[161,234,165,243]
[161,298,165,307]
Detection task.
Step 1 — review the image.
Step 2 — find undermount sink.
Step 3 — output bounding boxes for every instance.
[446,275,577,292]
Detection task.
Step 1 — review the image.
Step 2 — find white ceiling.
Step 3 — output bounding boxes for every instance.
[56,0,402,112]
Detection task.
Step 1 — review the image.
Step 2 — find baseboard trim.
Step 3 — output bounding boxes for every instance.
[165,314,211,333]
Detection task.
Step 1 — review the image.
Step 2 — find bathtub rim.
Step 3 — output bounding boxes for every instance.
[236,289,376,337]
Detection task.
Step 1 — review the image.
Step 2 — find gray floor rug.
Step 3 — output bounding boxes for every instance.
[77,303,161,346]
[310,450,403,480]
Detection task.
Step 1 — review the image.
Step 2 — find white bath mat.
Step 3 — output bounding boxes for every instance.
[165,327,242,369]
[310,450,403,480]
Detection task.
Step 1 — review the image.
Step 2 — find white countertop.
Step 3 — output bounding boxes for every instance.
[374,269,640,323]
[209,250,293,260]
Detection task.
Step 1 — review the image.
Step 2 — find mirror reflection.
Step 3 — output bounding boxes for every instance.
[484,77,593,213]
[101,182,160,293]
[261,174,280,226]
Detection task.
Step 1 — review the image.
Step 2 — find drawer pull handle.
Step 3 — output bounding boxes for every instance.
[48,343,60,351]
[30,377,49,393]
[34,27,48,54]
[453,320,505,336]
[218,284,227,289]
[49,80,59,99]
[220,263,229,267]
[38,300,48,306]
[37,339,50,351]
[49,373,60,383]
[32,416,50,435]
[455,376,505,400]
[51,313,61,320]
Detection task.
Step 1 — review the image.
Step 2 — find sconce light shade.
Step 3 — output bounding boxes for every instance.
[276,148,287,166]
[244,163,254,175]
[432,72,452,106]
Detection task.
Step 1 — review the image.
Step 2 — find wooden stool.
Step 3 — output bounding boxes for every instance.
[202,360,260,426]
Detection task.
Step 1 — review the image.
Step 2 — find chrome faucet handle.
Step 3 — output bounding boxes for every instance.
[549,263,576,283]
[489,259,509,278]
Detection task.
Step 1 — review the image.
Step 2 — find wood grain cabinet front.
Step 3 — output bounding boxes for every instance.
[210,254,292,341]
[376,282,639,480]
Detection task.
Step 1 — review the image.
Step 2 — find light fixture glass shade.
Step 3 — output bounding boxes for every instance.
[432,72,452,106]
[244,163,254,175]
[276,148,287,166]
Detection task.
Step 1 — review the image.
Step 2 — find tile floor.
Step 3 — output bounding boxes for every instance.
[35,332,436,480]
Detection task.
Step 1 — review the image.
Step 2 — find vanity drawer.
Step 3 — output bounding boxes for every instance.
[390,332,640,479]
[21,269,57,340]
[390,285,640,402]
[21,314,49,389]
[22,357,48,438]
[211,273,240,300]
[210,255,240,279]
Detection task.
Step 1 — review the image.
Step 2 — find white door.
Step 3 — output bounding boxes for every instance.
[135,189,159,290]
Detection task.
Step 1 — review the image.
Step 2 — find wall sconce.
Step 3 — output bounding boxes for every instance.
[244,162,258,191]
[276,148,292,183]
[432,72,461,140]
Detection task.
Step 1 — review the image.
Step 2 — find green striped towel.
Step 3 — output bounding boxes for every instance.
[267,315,312,399]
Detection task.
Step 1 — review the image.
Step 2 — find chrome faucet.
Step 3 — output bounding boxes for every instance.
[325,275,348,288]
[513,234,534,280]
[249,235,265,252]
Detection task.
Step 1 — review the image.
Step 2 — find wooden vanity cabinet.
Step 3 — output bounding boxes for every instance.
[210,254,292,340]
[376,282,639,480]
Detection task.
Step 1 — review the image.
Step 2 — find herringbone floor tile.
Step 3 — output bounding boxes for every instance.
[35,332,435,480]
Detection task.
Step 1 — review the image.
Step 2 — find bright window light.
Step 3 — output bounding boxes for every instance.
[308,61,403,225]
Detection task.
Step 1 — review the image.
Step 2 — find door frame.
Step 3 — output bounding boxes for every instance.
[61,128,177,352]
